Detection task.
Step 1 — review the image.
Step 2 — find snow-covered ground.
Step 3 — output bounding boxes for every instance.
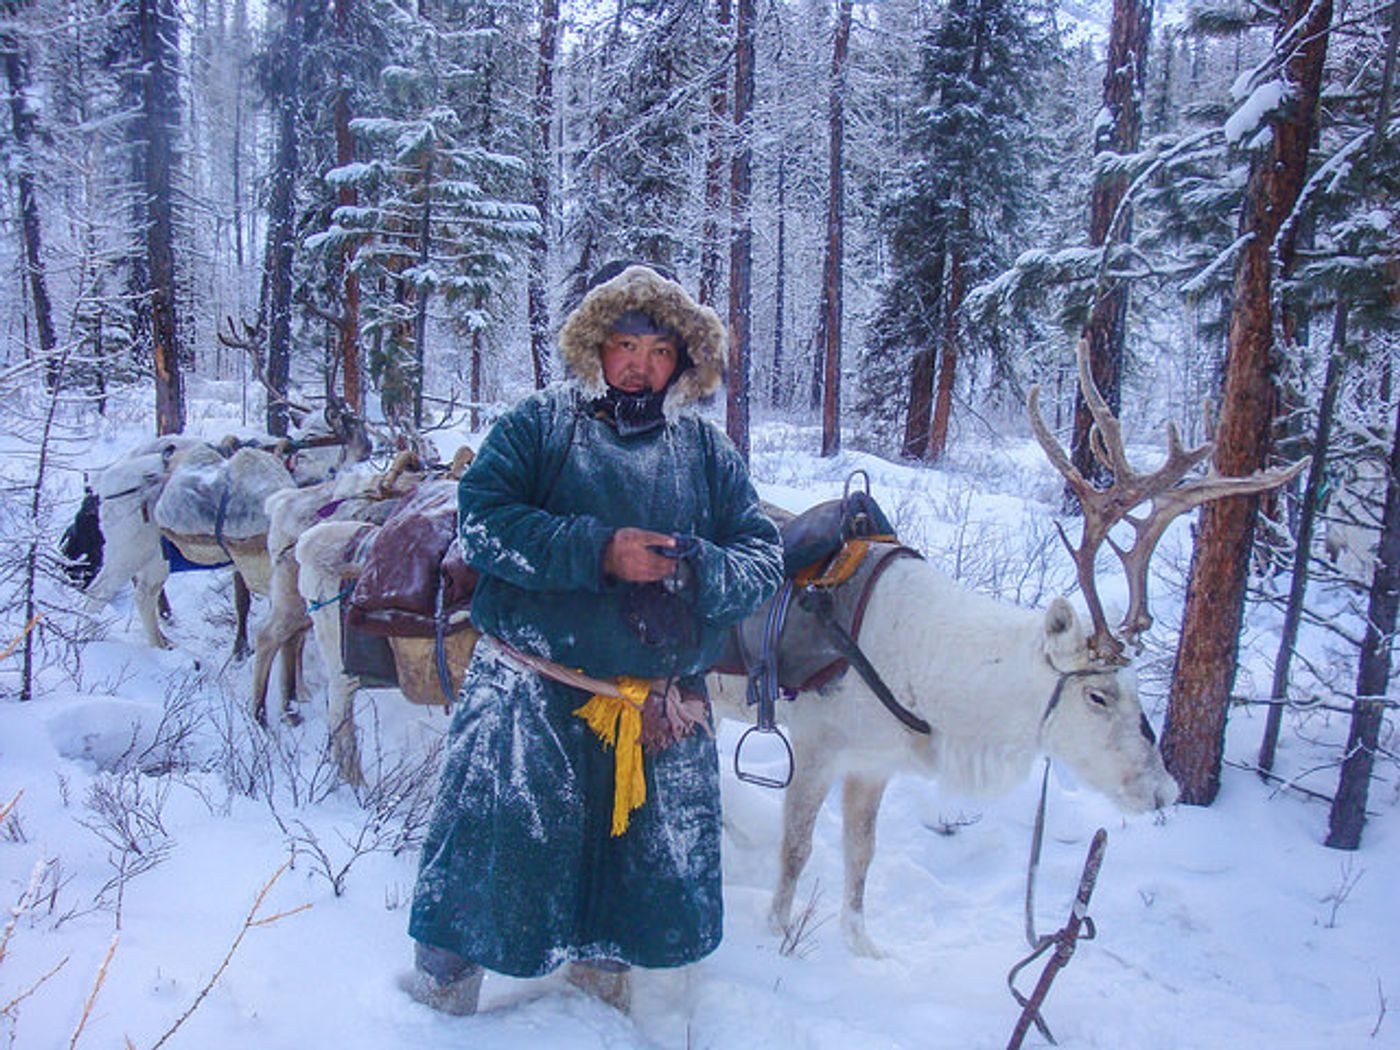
[1,394,1395,1049]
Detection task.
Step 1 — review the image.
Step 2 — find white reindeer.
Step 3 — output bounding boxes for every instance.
[247,447,473,763]
[83,435,207,650]
[79,410,370,657]
[248,450,429,731]
[292,516,478,784]
[712,342,1305,957]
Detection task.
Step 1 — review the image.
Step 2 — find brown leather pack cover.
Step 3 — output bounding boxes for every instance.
[347,480,477,637]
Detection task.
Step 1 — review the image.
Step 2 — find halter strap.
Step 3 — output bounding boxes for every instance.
[1039,657,1106,729]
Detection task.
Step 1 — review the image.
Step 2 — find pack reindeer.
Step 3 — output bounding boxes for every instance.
[709,342,1306,957]
[74,320,373,659]
[247,449,476,782]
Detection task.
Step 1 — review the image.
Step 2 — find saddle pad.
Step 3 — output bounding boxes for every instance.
[714,542,920,692]
[347,480,478,637]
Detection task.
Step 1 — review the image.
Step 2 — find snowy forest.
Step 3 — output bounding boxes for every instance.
[2,0,1399,1046]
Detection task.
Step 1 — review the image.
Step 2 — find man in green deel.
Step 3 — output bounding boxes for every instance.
[406,261,784,1015]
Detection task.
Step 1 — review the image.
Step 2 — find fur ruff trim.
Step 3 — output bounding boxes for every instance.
[557,265,726,415]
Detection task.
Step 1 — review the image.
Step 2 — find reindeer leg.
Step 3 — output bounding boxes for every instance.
[133,562,173,650]
[841,773,889,958]
[770,742,836,937]
[250,549,308,729]
[308,597,363,786]
[232,572,252,661]
[278,624,308,726]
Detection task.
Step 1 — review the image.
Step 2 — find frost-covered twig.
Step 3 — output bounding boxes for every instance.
[66,934,117,1049]
[778,883,828,959]
[1322,858,1364,929]
[147,860,311,1050]
[0,790,21,827]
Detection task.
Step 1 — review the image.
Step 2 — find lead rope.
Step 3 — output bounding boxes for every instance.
[1024,757,1053,950]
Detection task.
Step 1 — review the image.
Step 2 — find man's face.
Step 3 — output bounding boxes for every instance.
[601,330,679,394]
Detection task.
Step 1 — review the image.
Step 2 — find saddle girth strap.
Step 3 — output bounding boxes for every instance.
[797,584,931,735]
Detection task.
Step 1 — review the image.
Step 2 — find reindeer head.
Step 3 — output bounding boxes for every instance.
[1028,339,1308,666]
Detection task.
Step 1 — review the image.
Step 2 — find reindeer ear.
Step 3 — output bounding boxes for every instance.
[1044,598,1086,660]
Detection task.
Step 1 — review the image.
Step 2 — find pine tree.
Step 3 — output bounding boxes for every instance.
[868,0,1055,461]
[316,0,535,428]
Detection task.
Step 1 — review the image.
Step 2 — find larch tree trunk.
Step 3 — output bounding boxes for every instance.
[900,248,944,459]
[412,152,432,429]
[771,146,787,408]
[141,0,185,435]
[527,0,558,389]
[1162,0,1332,806]
[1327,393,1400,849]
[1069,0,1153,493]
[1,5,59,391]
[726,0,754,462]
[769,8,787,408]
[926,246,964,463]
[700,0,731,309]
[333,0,363,413]
[818,0,852,458]
[262,0,302,438]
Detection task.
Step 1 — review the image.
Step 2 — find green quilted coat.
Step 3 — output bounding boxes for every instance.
[409,265,783,978]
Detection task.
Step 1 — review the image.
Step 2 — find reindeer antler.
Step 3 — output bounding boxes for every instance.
[218,315,315,418]
[1028,339,1309,664]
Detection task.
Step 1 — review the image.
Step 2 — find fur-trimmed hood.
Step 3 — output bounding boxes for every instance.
[557,264,726,415]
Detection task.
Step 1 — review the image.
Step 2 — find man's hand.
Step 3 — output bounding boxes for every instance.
[604,527,678,583]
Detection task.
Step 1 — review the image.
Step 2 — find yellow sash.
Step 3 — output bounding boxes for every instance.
[573,675,653,836]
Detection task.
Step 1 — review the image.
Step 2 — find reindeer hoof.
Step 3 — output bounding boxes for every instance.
[282,708,304,728]
[841,915,885,959]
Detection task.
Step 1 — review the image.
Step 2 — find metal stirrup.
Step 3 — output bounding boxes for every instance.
[735,580,795,789]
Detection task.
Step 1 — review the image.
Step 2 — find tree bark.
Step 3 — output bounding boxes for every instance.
[333,0,363,413]
[1,6,59,391]
[1327,393,1400,849]
[726,0,754,462]
[926,247,964,463]
[141,0,185,435]
[701,0,731,309]
[527,0,558,389]
[262,0,302,438]
[819,0,852,458]
[770,8,787,409]
[771,148,787,408]
[412,151,432,429]
[900,249,944,459]
[1162,0,1332,805]
[1069,0,1153,494]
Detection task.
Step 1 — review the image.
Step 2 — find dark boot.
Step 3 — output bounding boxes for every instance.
[403,941,483,1016]
[566,958,632,1013]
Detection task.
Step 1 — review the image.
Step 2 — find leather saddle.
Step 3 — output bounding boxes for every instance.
[714,475,917,693]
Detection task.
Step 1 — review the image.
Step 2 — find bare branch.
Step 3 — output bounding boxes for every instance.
[218,316,314,418]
